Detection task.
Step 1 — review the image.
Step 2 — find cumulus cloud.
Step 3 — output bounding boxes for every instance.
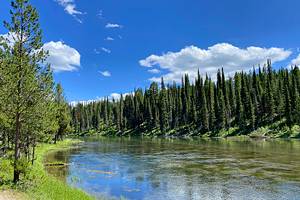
[55,0,84,23]
[140,43,292,83]
[100,70,111,77]
[43,41,80,72]
[105,23,123,29]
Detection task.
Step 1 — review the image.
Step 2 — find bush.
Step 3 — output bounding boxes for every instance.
[0,158,13,184]
[291,125,300,138]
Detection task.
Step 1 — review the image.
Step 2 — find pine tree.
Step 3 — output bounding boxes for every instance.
[149,82,159,128]
[235,73,244,128]
[159,77,169,133]
[221,68,231,128]
[0,0,55,182]
[196,72,209,132]
[284,70,292,126]
[207,78,215,131]
[266,60,275,122]
[54,83,71,143]
[200,79,209,132]
[228,77,235,122]
[217,89,226,130]
[119,94,124,131]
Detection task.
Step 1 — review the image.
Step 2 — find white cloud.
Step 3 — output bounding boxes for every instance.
[69,100,96,106]
[94,47,111,54]
[109,92,133,100]
[291,54,300,66]
[43,41,80,72]
[110,93,121,100]
[55,0,84,23]
[100,70,111,77]
[140,43,292,83]
[105,23,123,29]
[105,37,114,41]
[101,47,111,54]
[148,68,161,74]
[69,92,132,105]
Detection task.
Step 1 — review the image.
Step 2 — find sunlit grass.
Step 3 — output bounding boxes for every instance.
[0,139,96,200]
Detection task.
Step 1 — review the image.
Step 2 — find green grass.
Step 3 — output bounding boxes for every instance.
[0,139,95,200]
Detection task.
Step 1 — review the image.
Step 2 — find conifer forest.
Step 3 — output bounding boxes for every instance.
[70,62,300,137]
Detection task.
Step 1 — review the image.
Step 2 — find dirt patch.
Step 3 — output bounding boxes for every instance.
[0,190,26,200]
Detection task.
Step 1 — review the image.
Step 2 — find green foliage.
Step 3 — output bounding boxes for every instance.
[15,157,31,178]
[0,158,13,184]
[290,125,300,138]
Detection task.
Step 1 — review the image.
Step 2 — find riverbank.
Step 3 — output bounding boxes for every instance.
[75,120,300,139]
[0,140,94,200]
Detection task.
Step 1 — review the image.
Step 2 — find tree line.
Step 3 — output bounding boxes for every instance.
[0,0,70,183]
[71,61,300,136]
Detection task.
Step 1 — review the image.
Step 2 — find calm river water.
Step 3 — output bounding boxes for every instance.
[45,137,300,200]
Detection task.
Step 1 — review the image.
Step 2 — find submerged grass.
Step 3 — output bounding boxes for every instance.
[0,139,95,200]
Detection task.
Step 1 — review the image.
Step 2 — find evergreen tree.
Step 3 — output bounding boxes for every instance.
[159,78,169,133]
[0,0,55,182]
[235,73,244,128]
[54,83,71,143]
[266,60,275,121]
[119,94,124,131]
[284,70,292,126]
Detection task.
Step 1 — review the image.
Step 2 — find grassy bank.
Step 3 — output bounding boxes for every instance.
[75,120,300,139]
[0,139,94,200]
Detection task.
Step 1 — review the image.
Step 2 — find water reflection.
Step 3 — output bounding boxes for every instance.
[45,137,300,200]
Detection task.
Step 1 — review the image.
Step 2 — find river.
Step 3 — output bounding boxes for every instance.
[45,137,300,200]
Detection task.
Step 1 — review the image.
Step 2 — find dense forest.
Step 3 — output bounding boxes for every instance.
[70,62,300,137]
[0,0,70,183]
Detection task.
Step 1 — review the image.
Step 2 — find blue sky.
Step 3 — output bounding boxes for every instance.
[1,0,300,102]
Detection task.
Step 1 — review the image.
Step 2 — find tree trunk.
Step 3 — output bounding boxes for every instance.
[31,139,35,165]
[25,134,29,160]
[54,134,57,144]
[13,112,21,183]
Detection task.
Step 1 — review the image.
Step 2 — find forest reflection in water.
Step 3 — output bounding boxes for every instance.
[45,137,300,200]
